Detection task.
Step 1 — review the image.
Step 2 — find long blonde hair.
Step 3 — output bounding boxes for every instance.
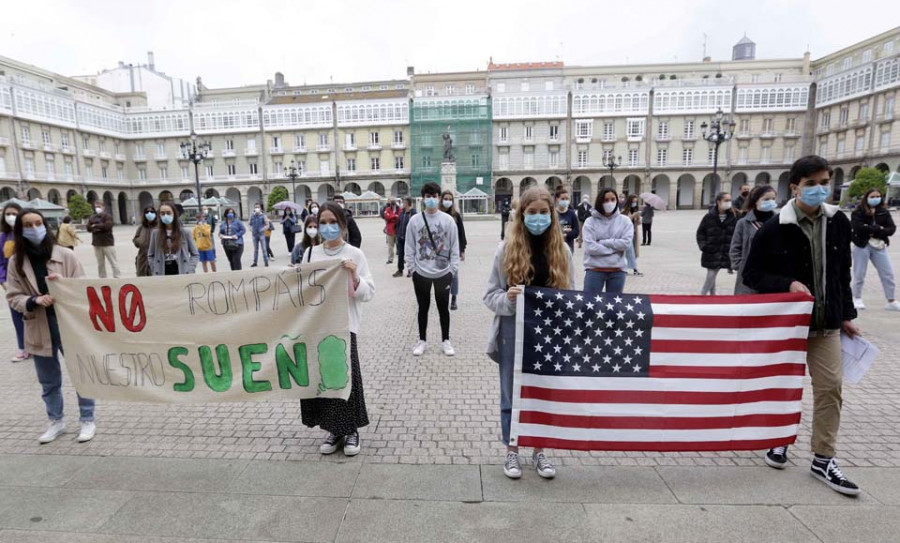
[503,186,570,289]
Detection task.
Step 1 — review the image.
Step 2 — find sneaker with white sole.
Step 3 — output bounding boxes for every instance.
[38,420,66,444]
[319,433,342,455]
[810,457,860,496]
[442,340,455,357]
[503,451,522,479]
[886,301,900,312]
[765,445,788,469]
[853,298,866,310]
[343,432,361,456]
[10,351,30,363]
[77,421,96,443]
[412,340,427,356]
[532,451,557,479]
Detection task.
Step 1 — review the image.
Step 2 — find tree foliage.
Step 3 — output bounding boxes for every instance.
[67,194,93,221]
[848,168,887,201]
[266,186,289,212]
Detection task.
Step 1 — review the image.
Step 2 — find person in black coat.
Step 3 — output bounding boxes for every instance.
[441,191,467,310]
[332,195,362,248]
[393,198,416,277]
[695,192,738,295]
[742,155,861,496]
[500,199,511,240]
[850,187,899,310]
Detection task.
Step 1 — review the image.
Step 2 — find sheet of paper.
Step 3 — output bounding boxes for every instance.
[841,332,879,385]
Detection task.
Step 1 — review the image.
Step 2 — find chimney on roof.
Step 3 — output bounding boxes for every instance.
[274,72,285,88]
[147,51,155,71]
[703,56,712,63]
[118,61,125,68]
[407,66,415,76]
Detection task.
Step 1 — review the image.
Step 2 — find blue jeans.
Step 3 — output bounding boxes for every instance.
[625,243,637,270]
[852,244,896,300]
[252,235,268,265]
[10,305,24,350]
[583,270,627,295]
[33,316,94,421]
[451,272,459,297]
[498,315,516,446]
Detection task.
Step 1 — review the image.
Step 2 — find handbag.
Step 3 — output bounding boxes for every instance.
[422,214,451,269]
[868,216,887,250]
[222,223,239,251]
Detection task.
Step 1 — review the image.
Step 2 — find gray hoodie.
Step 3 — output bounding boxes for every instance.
[581,209,634,270]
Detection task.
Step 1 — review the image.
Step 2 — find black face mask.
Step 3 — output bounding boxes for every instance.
[741,191,749,197]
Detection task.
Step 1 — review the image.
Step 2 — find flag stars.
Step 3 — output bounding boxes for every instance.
[563,354,571,363]
[544,318,553,327]
[535,291,544,299]
[534,326,543,335]
[612,364,622,372]
[565,300,575,310]
[633,365,642,373]
[555,309,564,318]
[545,299,554,308]
[613,346,623,355]
[575,310,584,319]
[634,347,643,355]
[623,355,633,364]
[563,318,573,327]
[593,346,603,355]
[633,296,643,304]
[625,304,634,311]
[625,320,635,329]
[555,292,564,300]
[533,362,543,370]
[614,329,624,337]
[553,327,562,336]
[595,295,603,303]
[636,311,646,320]
[616,311,626,319]
[604,337,613,346]
[563,336,573,345]
[624,338,634,346]
[554,362,563,372]
[606,303,615,311]
[572,363,582,372]
[535,344,544,352]
[575,294,583,301]
[573,345,582,354]
[634,330,645,338]
[574,328,583,337]
[606,320,616,328]
[553,344,563,353]
[592,364,601,372]
[602,355,612,364]
[614,296,623,304]
[586,302,595,310]
[544,335,553,344]
[544,353,553,361]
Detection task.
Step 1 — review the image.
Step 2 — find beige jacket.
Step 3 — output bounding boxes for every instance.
[6,246,85,356]
[56,223,80,248]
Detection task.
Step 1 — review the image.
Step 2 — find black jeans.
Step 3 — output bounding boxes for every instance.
[413,272,452,341]
[225,245,243,270]
[642,223,652,245]
[397,237,406,272]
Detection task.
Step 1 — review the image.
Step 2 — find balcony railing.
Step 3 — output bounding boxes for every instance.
[0,136,9,146]
[577,135,594,143]
[269,146,284,155]
[293,146,307,153]
[61,146,75,154]
[20,140,36,149]
[244,148,259,156]
[317,144,331,152]
[600,135,616,142]
[82,148,96,157]
[114,153,126,161]
[99,151,111,159]
[42,143,56,152]
[759,132,777,139]
[391,141,406,149]
[497,139,510,146]
[783,131,801,138]
[367,144,382,151]
[682,134,697,141]
[154,153,167,160]
[133,154,147,161]
[344,144,357,151]
[221,149,236,157]
[655,135,671,142]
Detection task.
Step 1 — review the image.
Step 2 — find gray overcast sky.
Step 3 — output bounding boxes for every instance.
[3,0,899,88]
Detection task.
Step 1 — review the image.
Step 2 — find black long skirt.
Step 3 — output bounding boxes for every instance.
[300,332,369,435]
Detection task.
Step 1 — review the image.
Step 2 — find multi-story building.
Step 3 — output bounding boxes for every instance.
[0,27,897,222]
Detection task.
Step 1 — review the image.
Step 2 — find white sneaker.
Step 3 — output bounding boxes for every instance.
[442,340,456,357]
[503,451,522,479]
[412,340,427,356]
[77,422,96,443]
[886,301,900,312]
[853,298,866,309]
[38,421,66,444]
[533,451,557,479]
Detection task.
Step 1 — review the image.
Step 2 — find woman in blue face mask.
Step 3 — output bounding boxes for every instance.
[850,188,899,311]
[218,207,246,271]
[299,202,375,458]
[440,190,467,311]
[5,209,96,444]
[132,205,158,277]
[148,202,199,276]
[484,186,574,480]
[730,186,778,294]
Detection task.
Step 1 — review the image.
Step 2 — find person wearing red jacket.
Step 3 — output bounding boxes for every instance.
[383,200,401,264]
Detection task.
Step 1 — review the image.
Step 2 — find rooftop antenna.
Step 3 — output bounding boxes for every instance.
[702,33,708,59]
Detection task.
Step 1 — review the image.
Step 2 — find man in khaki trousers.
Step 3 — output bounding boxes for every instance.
[86,201,120,278]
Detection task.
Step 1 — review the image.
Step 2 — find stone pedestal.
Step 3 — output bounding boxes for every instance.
[441,161,458,194]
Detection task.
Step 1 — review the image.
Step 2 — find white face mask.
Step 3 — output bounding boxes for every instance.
[4,214,16,227]
[602,202,617,214]
[95,207,103,214]
[721,201,733,211]
[306,227,318,237]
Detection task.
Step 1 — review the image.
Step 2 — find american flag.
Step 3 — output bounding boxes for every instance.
[510,287,813,452]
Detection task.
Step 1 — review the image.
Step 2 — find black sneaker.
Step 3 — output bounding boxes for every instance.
[765,446,788,469]
[810,457,861,496]
[392,270,403,278]
[344,432,360,456]
[450,296,458,311]
[319,433,342,455]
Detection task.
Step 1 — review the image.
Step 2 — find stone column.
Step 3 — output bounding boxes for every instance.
[693,180,703,209]
[441,161,458,194]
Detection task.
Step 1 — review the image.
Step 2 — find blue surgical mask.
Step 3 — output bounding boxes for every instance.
[424,197,439,210]
[161,215,174,225]
[523,213,552,235]
[23,225,46,245]
[757,200,777,213]
[800,185,829,208]
[145,212,157,222]
[319,223,342,241]
[227,213,235,219]
[868,197,882,207]
[442,199,453,209]
[558,199,570,209]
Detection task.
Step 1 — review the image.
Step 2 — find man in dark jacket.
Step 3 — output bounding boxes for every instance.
[86,200,121,278]
[499,199,511,240]
[332,194,362,248]
[575,195,592,248]
[393,197,416,277]
[733,184,751,215]
[742,155,861,496]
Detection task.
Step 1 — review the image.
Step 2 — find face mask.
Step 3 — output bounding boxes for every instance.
[523,213,552,235]
[602,202,617,214]
[868,197,882,207]
[757,200,777,213]
[145,212,157,222]
[442,199,453,209]
[742,191,750,197]
[558,199,570,209]
[424,197,439,210]
[800,185,829,208]
[306,227,319,237]
[630,202,638,208]
[160,215,174,225]
[23,225,46,245]
[720,201,733,211]
[254,209,261,214]
[319,223,342,241]
[95,207,103,214]
[311,207,319,215]
[336,202,345,209]
[5,214,16,227]
[227,213,235,219]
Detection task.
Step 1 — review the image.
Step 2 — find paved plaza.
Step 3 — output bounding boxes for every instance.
[1,210,899,541]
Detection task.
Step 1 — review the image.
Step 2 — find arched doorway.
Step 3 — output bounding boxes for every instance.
[138,191,153,211]
[875,163,889,173]
[86,191,98,205]
[317,183,335,202]
[520,177,537,191]
[573,176,590,203]
[47,189,61,205]
[731,173,749,197]
[598,175,615,191]
[776,172,792,204]
[66,189,78,203]
[833,168,845,203]
[179,189,194,202]
[755,172,771,186]
[545,176,563,194]
[676,174,695,209]
[650,174,670,205]
[225,188,243,218]
[849,165,862,180]
[247,187,263,212]
[623,175,641,197]
[102,191,114,212]
[701,174,720,206]
[159,190,174,202]
[344,182,362,196]
[390,181,409,198]
[0,187,16,201]
[295,184,312,204]
[118,192,128,224]
[495,177,513,208]
[367,182,386,197]
[27,188,42,200]
[204,188,220,199]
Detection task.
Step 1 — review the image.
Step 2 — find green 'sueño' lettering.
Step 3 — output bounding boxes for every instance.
[199,344,233,392]
[167,346,194,392]
[275,342,308,389]
[239,343,272,393]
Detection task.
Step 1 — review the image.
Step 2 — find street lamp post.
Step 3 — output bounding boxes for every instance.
[701,109,736,192]
[179,131,211,209]
[284,161,299,205]
[604,155,622,186]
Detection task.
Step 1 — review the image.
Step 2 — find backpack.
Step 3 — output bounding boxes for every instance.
[194,224,213,251]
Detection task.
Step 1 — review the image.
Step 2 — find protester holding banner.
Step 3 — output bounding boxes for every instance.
[440,190,467,311]
[218,207,246,271]
[300,202,374,456]
[581,187,633,295]
[132,205,158,277]
[850,188,899,311]
[743,155,862,496]
[405,182,461,357]
[192,213,217,273]
[0,202,28,362]
[730,185,777,295]
[148,203,199,276]
[484,186,573,480]
[5,208,95,443]
[696,192,738,295]
[290,214,321,265]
